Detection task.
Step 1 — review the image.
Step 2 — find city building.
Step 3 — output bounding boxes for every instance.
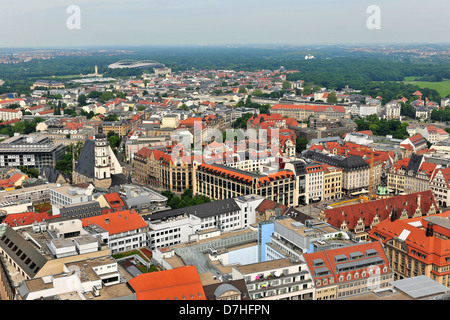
[304,162,324,203]
[322,164,343,201]
[102,120,132,137]
[81,209,148,254]
[50,184,94,209]
[144,196,263,250]
[319,190,439,241]
[0,134,64,171]
[369,211,450,285]
[271,104,346,122]
[72,127,125,190]
[303,241,394,300]
[193,163,296,206]
[302,150,370,196]
[284,160,307,205]
[231,257,315,300]
[388,154,439,195]
[127,265,206,300]
[202,279,250,300]
[429,167,450,208]
[400,134,428,152]
[384,101,401,120]
[16,256,132,300]
[0,108,22,121]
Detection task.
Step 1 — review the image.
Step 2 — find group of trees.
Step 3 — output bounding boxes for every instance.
[0,117,45,137]
[54,142,84,177]
[353,114,409,139]
[162,189,211,210]
[77,90,124,106]
[107,131,121,155]
[431,106,450,122]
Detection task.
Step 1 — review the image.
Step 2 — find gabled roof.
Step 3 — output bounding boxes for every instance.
[103,192,126,210]
[81,209,147,235]
[303,241,390,286]
[323,190,438,231]
[369,211,450,267]
[127,266,206,300]
[3,212,49,227]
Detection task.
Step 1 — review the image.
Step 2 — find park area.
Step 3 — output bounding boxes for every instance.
[403,76,450,97]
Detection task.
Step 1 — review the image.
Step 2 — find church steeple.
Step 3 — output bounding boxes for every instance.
[93,124,112,189]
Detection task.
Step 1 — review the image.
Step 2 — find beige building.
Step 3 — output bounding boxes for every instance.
[133,147,194,193]
[161,114,180,129]
[271,104,346,122]
[322,164,343,201]
[102,120,131,137]
[194,163,296,207]
[385,102,401,120]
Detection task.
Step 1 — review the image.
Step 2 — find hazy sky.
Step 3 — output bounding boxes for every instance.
[1,0,449,48]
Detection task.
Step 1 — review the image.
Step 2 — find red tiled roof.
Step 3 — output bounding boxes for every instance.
[81,210,147,235]
[304,241,391,286]
[0,108,20,113]
[127,266,206,300]
[369,211,450,268]
[103,192,126,210]
[323,190,438,231]
[272,104,346,113]
[3,212,49,227]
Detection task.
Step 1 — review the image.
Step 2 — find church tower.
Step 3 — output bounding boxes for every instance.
[93,125,112,189]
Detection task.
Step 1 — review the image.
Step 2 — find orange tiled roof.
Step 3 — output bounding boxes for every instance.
[81,209,147,235]
[103,192,126,210]
[272,104,346,113]
[369,211,450,268]
[3,212,49,227]
[323,190,438,231]
[127,266,206,300]
[304,241,391,286]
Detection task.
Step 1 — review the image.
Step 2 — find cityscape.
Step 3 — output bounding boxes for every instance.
[0,0,449,312]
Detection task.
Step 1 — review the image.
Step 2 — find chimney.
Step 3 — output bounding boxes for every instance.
[390,208,398,222]
[275,207,281,217]
[426,222,433,237]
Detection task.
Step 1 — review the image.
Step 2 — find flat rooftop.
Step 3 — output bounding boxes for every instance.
[233,258,299,275]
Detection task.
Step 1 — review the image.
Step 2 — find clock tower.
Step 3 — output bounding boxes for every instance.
[93,125,112,189]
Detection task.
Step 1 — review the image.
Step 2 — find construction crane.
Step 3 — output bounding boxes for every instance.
[368,143,375,200]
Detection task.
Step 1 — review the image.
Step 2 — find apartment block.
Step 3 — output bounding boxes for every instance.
[303,241,394,300]
[231,258,315,300]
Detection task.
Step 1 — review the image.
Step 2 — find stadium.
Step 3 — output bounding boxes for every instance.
[107,60,166,69]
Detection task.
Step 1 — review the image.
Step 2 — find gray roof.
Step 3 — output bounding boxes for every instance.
[0,227,47,278]
[391,275,449,299]
[59,201,102,218]
[146,198,239,222]
[213,283,241,298]
[289,160,307,175]
[75,140,95,178]
[303,150,369,171]
[406,154,423,174]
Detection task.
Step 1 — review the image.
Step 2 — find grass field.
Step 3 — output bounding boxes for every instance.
[403,76,450,97]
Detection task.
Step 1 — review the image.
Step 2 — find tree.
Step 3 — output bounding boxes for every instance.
[238,86,247,94]
[104,113,118,121]
[77,94,87,106]
[282,80,292,90]
[296,137,308,153]
[327,91,338,103]
[99,91,114,103]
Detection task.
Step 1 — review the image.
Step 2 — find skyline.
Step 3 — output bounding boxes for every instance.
[1,0,449,48]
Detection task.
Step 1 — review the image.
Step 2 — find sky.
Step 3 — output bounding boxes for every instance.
[0,0,449,48]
